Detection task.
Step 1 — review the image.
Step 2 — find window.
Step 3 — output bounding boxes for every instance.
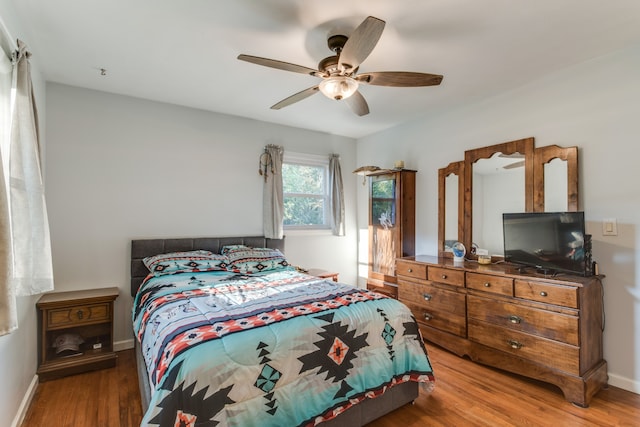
[282,153,330,230]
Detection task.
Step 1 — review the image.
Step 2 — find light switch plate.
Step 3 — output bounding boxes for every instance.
[602,218,617,236]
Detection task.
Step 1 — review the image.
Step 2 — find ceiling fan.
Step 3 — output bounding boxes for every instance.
[237,16,443,116]
[499,152,525,169]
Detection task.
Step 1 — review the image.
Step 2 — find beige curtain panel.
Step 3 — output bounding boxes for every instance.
[0,40,54,335]
[263,144,284,239]
[329,154,345,236]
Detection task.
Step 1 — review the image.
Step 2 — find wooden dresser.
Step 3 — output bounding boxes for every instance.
[397,255,607,407]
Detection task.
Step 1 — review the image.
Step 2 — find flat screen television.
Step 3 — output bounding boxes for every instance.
[502,211,589,276]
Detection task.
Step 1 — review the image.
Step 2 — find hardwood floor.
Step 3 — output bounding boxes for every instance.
[22,343,640,426]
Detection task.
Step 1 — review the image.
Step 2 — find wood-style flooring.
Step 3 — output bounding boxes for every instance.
[22,343,640,426]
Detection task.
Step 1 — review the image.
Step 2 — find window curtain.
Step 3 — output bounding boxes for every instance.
[263,144,284,239]
[0,40,54,335]
[329,153,345,236]
[0,36,13,335]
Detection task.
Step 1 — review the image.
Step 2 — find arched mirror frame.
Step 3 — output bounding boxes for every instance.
[533,145,578,212]
[463,137,535,258]
[437,136,580,260]
[438,161,464,257]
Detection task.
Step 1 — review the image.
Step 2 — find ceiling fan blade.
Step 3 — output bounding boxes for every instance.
[503,160,525,170]
[271,86,320,110]
[345,90,370,116]
[356,71,443,87]
[338,16,385,72]
[238,54,321,77]
[499,152,525,159]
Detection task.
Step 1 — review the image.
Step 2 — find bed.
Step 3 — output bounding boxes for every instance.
[131,236,435,426]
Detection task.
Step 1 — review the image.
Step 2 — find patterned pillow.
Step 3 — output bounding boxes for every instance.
[227,247,290,274]
[143,250,230,275]
[220,244,249,255]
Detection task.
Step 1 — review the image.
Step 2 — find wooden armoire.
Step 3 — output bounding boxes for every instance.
[366,169,416,298]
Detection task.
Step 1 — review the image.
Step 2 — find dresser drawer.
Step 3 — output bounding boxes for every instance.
[466,272,513,296]
[428,267,465,287]
[467,295,579,345]
[468,319,580,375]
[47,303,111,328]
[403,300,467,337]
[398,280,466,316]
[514,280,578,308]
[396,261,427,280]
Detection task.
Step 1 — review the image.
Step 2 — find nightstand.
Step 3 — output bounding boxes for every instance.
[36,287,119,381]
[306,269,339,282]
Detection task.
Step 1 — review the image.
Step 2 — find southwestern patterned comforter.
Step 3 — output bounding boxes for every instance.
[133,268,435,426]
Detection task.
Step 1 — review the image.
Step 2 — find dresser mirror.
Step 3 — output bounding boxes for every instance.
[438,137,578,259]
[534,144,579,212]
[470,152,528,255]
[438,161,464,257]
[463,137,534,257]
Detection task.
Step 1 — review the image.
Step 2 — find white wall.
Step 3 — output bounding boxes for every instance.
[45,83,358,348]
[356,42,640,393]
[0,2,46,426]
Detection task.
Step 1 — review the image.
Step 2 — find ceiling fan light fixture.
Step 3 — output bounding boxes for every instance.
[319,76,358,100]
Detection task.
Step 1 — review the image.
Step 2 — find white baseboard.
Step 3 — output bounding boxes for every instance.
[114,338,134,352]
[11,374,38,427]
[608,373,640,395]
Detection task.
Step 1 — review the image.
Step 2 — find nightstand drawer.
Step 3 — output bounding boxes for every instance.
[48,303,111,328]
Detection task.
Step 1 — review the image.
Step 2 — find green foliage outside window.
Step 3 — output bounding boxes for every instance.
[283,163,327,226]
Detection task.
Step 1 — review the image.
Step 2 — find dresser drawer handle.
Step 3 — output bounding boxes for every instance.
[508,339,523,349]
[540,291,548,297]
[508,315,522,324]
[423,293,432,301]
[407,268,413,273]
[76,310,84,320]
[441,274,447,280]
[424,313,433,321]
[484,282,491,287]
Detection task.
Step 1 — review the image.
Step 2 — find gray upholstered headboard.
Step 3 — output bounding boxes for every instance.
[130,236,285,297]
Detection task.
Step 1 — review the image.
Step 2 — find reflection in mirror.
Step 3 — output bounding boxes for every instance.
[544,158,568,211]
[472,152,526,256]
[444,173,459,251]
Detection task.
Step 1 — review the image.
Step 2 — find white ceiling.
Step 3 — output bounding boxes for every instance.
[10,0,640,138]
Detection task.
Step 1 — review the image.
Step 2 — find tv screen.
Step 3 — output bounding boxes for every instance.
[502,211,587,275]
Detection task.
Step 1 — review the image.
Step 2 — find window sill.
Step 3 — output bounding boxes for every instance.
[284,228,333,237]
